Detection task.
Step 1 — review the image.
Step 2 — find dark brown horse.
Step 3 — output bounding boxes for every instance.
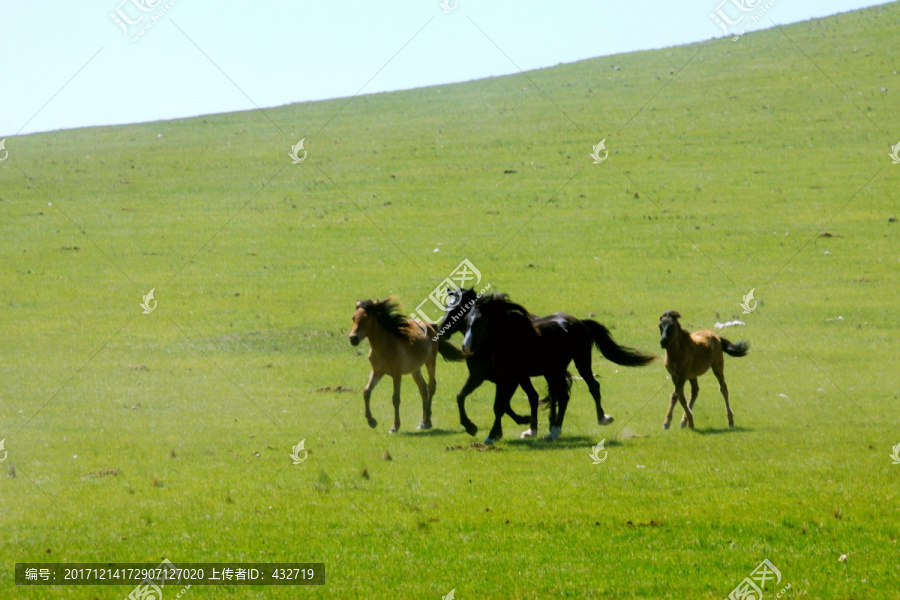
[349,299,465,432]
[462,295,656,442]
[658,310,749,430]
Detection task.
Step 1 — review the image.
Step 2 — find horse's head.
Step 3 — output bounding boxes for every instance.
[436,287,478,337]
[349,299,375,346]
[658,310,682,349]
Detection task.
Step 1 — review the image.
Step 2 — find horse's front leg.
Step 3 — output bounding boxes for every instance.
[519,377,540,438]
[485,378,516,445]
[412,369,431,430]
[680,378,699,429]
[676,381,694,429]
[363,371,383,428]
[389,373,403,433]
[662,388,679,430]
[457,372,485,436]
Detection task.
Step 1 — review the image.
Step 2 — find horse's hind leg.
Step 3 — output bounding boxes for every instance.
[548,392,558,433]
[519,377,540,438]
[575,351,612,426]
[680,378,699,429]
[426,355,437,421]
[712,362,734,427]
[389,374,403,433]
[412,369,432,430]
[546,373,570,441]
[505,378,533,427]
[363,371,383,428]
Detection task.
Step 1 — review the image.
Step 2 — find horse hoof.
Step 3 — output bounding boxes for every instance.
[662,423,670,430]
[367,418,378,429]
[464,422,478,436]
[598,414,614,426]
[389,427,398,434]
[680,420,687,429]
[417,421,432,431]
[483,437,495,445]
[545,427,561,441]
[520,428,536,439]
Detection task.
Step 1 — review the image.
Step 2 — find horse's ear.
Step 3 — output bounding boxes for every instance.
[661,310,681,320]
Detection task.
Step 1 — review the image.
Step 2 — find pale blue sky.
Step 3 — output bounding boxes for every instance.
[0,0,892,136]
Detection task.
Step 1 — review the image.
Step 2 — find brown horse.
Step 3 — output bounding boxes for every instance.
[658,310,749,430]
[349,299,465,432]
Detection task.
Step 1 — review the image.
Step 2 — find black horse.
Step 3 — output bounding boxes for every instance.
[448,292,656,442]
[435,289,547,438]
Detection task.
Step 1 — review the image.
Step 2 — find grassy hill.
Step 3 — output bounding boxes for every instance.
[1,3,898,598]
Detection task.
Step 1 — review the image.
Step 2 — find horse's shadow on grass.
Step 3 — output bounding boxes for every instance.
[693,425,754,435]
[503,435,618,451]
[396,428,459,437]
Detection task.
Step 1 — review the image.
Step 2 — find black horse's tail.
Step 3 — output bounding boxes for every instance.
[584,320,656,367]
[437,339,466,362]
[721,338,750,357]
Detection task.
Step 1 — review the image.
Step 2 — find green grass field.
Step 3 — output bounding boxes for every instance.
[2,4,899,598]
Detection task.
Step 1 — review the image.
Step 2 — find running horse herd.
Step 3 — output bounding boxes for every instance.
[348,290,750,444]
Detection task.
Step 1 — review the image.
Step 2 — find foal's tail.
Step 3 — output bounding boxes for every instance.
[721,338,750,358]
[437,339,467,362]
[584,320,656,367]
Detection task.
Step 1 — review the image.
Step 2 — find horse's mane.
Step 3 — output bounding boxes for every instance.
[476,294,531,320]
[358,298,412,339]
